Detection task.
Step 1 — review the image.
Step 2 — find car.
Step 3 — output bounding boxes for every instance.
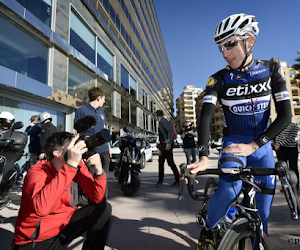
[109,137,153,170]
[147,136,158,155]
[211,137,222,152]
[174,137,183,148]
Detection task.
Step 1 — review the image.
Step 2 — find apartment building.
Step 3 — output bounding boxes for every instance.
[0,0,174,159]
[175,85,202,131]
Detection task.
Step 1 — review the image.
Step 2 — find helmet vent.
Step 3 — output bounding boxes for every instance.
[231,16,240,27]
[224,18,230,30]
[218,23,222,34]
[239,20,249,29]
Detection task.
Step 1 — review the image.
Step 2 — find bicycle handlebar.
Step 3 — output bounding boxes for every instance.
[178,161,299,220]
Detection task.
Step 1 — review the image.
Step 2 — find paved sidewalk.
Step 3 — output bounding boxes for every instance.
[1,148,300,249]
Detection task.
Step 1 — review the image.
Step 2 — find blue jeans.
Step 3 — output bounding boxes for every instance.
[184,147,197,165]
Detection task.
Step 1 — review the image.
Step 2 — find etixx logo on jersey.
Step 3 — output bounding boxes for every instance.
[206,77,216,87]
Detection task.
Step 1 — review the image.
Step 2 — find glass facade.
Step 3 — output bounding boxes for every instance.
[121,65,136,99]
[97,39,113,79]
[68,62,94,103]
[70,10,95,64]
[143,89,148,108]
[0,12,49,84]
[96,80,113,115]
[121,97,129,122]
[97,0,161,91]
[16,0,52,27]
[130,103,136,126]
[129,75,137,99]
[143,112,148,130]
[121,65,129,93]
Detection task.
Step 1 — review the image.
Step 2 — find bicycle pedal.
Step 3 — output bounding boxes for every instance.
[197,240,214,250]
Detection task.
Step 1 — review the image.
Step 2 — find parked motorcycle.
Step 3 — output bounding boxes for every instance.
[0,122,27,209]
[113,127,145,196]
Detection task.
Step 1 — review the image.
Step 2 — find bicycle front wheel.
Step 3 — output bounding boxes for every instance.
[217,218,270,250]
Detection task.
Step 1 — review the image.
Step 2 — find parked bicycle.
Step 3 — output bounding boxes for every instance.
[179,161,300,250]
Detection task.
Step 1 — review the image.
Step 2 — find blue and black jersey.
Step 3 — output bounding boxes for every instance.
[198,59,292,157]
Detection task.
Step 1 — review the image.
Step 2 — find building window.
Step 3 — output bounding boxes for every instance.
[121,65,136,99]
[121,65,129,93]
[290,71,296,78]
[143,112,148,130]
[96,80,113,115]
[70,10,95,64]
[16,0,52,27]
[130,103,136,126]
[130,75,137,99]
[149,99,153,113]
[97,39,113,79]
[0,12,49,84]
[143,89,148,108]
[68,62,94,102]
[153,102,157,115]
[121,97,129,122]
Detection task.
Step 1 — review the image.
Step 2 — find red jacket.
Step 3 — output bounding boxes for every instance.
[14,160,106,245]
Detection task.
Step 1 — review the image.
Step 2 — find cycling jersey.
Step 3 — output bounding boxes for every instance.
[198,59,292,157]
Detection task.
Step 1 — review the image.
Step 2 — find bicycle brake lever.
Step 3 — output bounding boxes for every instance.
[178,163,197,200]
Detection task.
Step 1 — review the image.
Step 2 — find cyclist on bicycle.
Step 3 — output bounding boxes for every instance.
[187,13,292,247]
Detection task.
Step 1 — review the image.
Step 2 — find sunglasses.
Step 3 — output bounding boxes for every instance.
[218,36,250,53]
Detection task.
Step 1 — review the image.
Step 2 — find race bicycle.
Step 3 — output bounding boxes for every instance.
[179,160,300,250]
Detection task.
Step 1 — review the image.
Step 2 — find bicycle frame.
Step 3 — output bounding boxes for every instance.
[179,161,299,249]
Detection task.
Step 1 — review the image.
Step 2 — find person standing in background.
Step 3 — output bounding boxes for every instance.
[155,110,180,188]
[74,87,111,182]
[24,115,42,160]
[180,119,198,165]
[38,111,57,160]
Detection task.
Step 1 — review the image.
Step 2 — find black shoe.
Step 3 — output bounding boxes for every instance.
[198,227,214,249]
[169,181,179,187]
[156,182,162,187]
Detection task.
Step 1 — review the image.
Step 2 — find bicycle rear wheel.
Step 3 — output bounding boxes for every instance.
[217,218,270,250]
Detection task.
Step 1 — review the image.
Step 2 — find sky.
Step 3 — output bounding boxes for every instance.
[152,0,300,114]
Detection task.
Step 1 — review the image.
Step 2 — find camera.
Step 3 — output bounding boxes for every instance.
[65,115,111,160]
[182,125,192,133]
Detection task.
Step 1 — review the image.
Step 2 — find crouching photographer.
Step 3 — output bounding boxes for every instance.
[12,131,111,250]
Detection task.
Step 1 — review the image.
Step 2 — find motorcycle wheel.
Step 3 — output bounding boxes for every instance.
[139,153,145,169]
[121,172,141,196]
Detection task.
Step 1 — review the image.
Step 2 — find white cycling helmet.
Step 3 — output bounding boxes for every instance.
[214,13,259,44]
[0,111,15,128]
[38,111,52,123]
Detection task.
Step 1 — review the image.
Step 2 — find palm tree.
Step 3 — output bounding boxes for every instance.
[292,55,300,79]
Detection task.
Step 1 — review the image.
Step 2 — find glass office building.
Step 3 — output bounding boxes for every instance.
[0,0,174,151]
